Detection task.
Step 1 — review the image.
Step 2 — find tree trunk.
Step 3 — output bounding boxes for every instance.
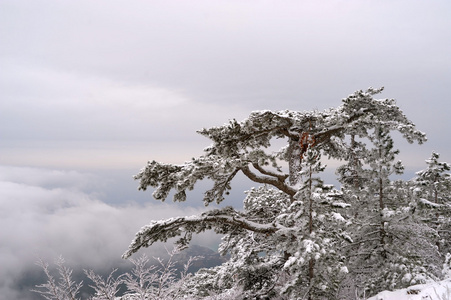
[288,137,301,200]
[379,152,386,258]
[288,134,316,299]
[350,134,360,189]
[309,165,313,234]
[308,165,315,299]
[308,258,315,300]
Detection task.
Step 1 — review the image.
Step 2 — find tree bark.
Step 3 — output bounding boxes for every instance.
[288,137,301,188]
[379,148,386,258]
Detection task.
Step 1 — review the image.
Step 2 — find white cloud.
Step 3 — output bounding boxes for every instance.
[0,165,100,190]
[0,165,220,299]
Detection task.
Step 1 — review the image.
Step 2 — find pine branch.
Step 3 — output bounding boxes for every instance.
[123,206,285,259]
[251,162,289,182]
[240,165,296,196]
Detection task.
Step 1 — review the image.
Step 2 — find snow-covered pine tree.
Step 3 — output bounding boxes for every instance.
[123,88,426,299]
[336,133,368,190]
[414,152,451,205]
[413,152,451,264]
[335,131,372,224]
[339,124,438,298]
[367,124,404,253]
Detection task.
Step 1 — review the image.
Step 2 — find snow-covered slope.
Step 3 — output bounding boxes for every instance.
[368,279,451,300]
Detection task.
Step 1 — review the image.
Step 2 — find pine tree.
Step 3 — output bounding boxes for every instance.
[413,152,451,262]
[341,126,438,298]
[367,125,404,254]
[414,152,451,205]
[123,88,426,299]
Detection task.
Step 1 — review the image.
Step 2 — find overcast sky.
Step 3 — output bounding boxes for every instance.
[1,1,450,299]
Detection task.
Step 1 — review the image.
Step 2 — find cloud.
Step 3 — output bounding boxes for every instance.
[0,62,190,139]
[0,165,220,299]
[3,0,449,110]
[0,165,100,190]
[1,0,450,171]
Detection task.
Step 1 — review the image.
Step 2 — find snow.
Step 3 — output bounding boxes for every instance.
[332,201,351,208]
[419,198,441,208]
[368,279,451,300]
[283,255,298,269]
[331,212,346,222]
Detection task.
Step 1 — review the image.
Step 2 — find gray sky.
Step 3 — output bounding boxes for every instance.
[1,0,450,170]
[1,1,450,298]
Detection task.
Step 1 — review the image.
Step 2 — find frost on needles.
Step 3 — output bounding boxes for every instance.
[123,88,451,299]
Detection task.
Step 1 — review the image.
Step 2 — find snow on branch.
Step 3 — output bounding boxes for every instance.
[134,155,241,204]
[122,207,282,259]
[134,88,426,207]
[240,165,296,196]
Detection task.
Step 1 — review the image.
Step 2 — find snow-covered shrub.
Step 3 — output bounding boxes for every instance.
[33,247,198,300]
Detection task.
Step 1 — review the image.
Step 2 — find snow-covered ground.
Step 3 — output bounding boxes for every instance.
[368,279,451,300]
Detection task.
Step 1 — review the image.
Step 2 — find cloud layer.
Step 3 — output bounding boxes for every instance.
[0,165,219,299]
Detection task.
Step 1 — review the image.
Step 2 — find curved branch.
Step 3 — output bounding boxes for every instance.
[251,162,289,182]
[240,165,296,196]
[122,207,280,259]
